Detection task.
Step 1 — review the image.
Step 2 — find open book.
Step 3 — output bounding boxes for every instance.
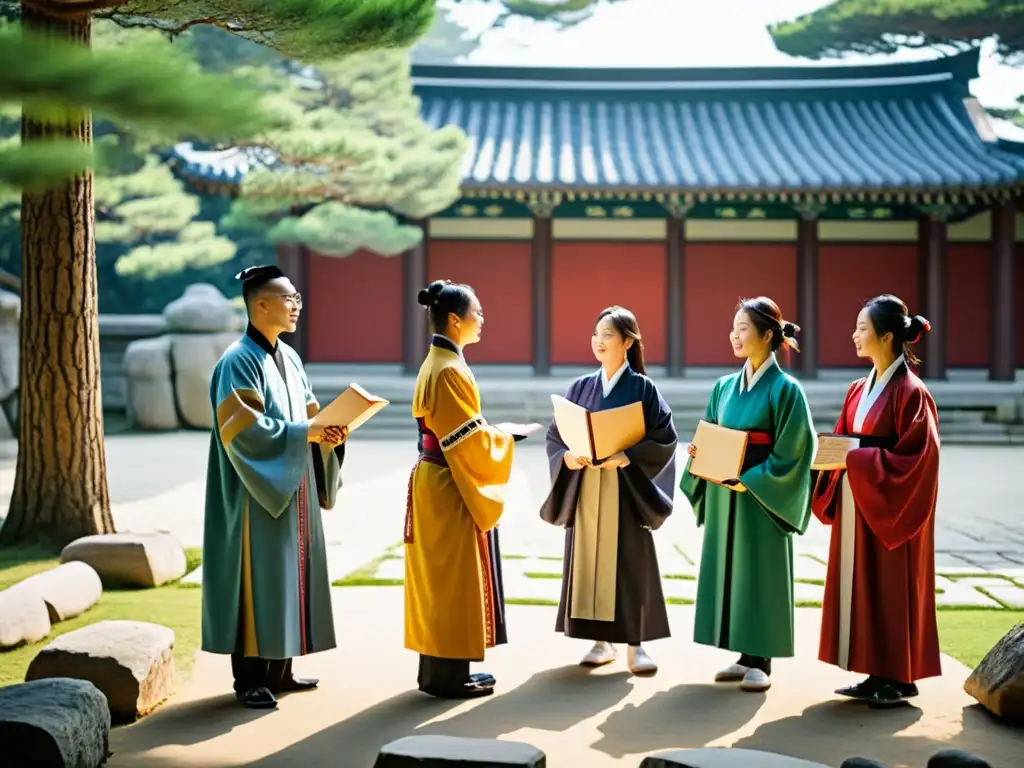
[686,420,765,492]
[311,383,389,434]
[550,394,646,463]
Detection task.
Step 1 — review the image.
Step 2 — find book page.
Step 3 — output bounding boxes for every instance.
[688,420,749,485]
[812,434,861,471]
[589,400,646,461]
[312,383,390,433]
[551,395,595,460]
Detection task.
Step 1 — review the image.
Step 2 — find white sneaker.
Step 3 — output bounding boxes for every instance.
[714,663,749,682]
[740,667,771,692]
[627,645,657,675]
[580,641,616,667]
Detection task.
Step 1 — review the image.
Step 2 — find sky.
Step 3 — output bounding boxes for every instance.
[414,0,1024,111]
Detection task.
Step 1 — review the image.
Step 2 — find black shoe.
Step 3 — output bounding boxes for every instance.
[238,686,277,709]
[274,676,319,693]
[468,672,496,688]
[419,679,495,700]
[867,684,911,709]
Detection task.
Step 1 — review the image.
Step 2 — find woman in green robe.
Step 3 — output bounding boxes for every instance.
[679,296,816,693]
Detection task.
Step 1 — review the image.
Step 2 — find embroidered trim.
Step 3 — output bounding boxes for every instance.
[404,459,420,544]
[440,417,483,451]
[297,475,309,654]
[477,530,496,649]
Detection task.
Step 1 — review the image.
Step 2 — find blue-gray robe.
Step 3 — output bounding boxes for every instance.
[202,330,342,659]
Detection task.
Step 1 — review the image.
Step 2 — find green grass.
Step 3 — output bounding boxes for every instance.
[502,554,528,560]
[0,546,203,687]
[331,577,403,587]
[943,572,1014,582]
[665,573,696,580]
[524,571,561,579]
[183,547,203,575]
[938,611,1023,668]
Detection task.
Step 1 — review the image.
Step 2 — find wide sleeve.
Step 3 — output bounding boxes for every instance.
[678,378,721,528]
[214,354,310,519]
[619,380,678,530]
[810,381,857,525]
[539,378,587,528]
[428,367,515,532]
[739,376,816,536]
[845,384,940,551]
[303,367,345,510]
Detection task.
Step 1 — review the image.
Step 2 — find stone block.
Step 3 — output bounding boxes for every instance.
[0,678,111,768]
[0,588,51,649]
[5,561,103,622]
[640,748,829,768]
[374,735,546,767]
[963,622,1024,725]
[26,620,175,724]
[927,749,992,767]
[840,759,890,768]
[61,532,186,588]
[163,283,241,333]
[123,335,178,430]
[170,331,238,429]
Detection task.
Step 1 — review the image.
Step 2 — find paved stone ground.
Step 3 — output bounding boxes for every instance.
[2,433,1023,610]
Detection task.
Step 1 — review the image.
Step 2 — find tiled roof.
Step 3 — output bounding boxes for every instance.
[170,49,1024,198]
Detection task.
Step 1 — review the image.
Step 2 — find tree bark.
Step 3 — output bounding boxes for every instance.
[0,6,114,548]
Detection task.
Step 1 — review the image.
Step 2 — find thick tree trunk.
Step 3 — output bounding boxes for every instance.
[0,6,114,548]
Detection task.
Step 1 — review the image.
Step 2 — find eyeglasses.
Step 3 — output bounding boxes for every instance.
[276,293,303,309]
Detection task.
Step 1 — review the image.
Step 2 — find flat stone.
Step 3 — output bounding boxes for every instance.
[662,577,697,601]
[963,622,1024,725]
[26,620,175,724]
[374,735,546,767]
[0,677,110,768]
[954,577,1012,587]
[5,561,103,622]
[374,558,406,582]
[794,582,825,603]
[934,584,1002,609]
[0,587,51,650]
[181,566,203,585]
[927,749,992,767]
[61,532,186,588]
[983,584,1024,609]
[641,747,829,767]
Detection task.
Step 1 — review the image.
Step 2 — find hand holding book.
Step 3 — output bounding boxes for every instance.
[494,422,543,442]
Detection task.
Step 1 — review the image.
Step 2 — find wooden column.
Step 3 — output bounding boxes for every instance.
[916,207,951,380]
[277,243,308,358]
[990,199,1016,382]
[794,203,824,379]
[529,202,555,375]
[402,220,429,374]
[663,201,691,377]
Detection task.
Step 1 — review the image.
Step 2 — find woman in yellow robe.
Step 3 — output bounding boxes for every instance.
[405,279,538,699]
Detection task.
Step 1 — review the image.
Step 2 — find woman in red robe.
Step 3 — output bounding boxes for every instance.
[811,294,941,708]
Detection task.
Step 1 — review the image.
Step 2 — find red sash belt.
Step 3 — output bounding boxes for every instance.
[746,430,771,445]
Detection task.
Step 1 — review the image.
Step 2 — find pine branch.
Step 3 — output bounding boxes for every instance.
[0,138,93,190]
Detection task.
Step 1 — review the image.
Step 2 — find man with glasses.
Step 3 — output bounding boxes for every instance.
[202,264,348,709]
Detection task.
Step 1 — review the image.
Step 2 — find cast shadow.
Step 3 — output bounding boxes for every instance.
[111,692,277,751]
[731,699,1024,767]
[415,664,636,740]
[591,682,768,758]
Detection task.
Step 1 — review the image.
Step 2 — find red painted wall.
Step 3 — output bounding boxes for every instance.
[429,240,533,364]
[306,250,402,363]
[947,244,990,368]
[683,243,797,366]
[550,242,666,366]
[817,244,918,368]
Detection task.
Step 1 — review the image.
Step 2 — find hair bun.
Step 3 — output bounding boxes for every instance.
[781,321,799,338]
[907,314,931,343]
[416,288,433,307]
[417,280,448,307]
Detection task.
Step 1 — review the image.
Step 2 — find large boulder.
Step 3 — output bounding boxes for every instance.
[963,622,1024,725]
[123,335,178,430]
[169,331,239,429]
[928,750,992,767]
[26,620,175,724]
[60,532,186,588]
[374,735,546,767]
[0,588,51,649]
[641,749,830,768]
[0,678,111,768]
[163,283,241,333]
[5,561,102,622]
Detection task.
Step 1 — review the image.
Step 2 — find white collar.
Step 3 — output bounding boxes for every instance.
[867,354,906,394]
[601,360,629,397]
[853,354,906,432]
[739,353,777,394]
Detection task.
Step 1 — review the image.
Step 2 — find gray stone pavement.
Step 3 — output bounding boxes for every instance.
[2,434,1023,608]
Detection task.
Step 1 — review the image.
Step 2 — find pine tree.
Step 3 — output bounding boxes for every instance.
[0,0,437,549]
[222,49,467,258]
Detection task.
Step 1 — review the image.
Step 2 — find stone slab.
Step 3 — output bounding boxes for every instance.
[0,677,110,768]
[982,584,1024,609]
[26,620,176,724]
[641,747,828,767]
[0,588,51,649]
[181,566,203,585]
[963,622,1024,725]
[61,532,186,588]
[374,735,545,767]
[5,561,103,622]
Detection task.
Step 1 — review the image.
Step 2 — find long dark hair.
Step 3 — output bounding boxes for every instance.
[417,279,475,335]
[863,294,930,367]
[738,296,800,353]
[595,305,646,375]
